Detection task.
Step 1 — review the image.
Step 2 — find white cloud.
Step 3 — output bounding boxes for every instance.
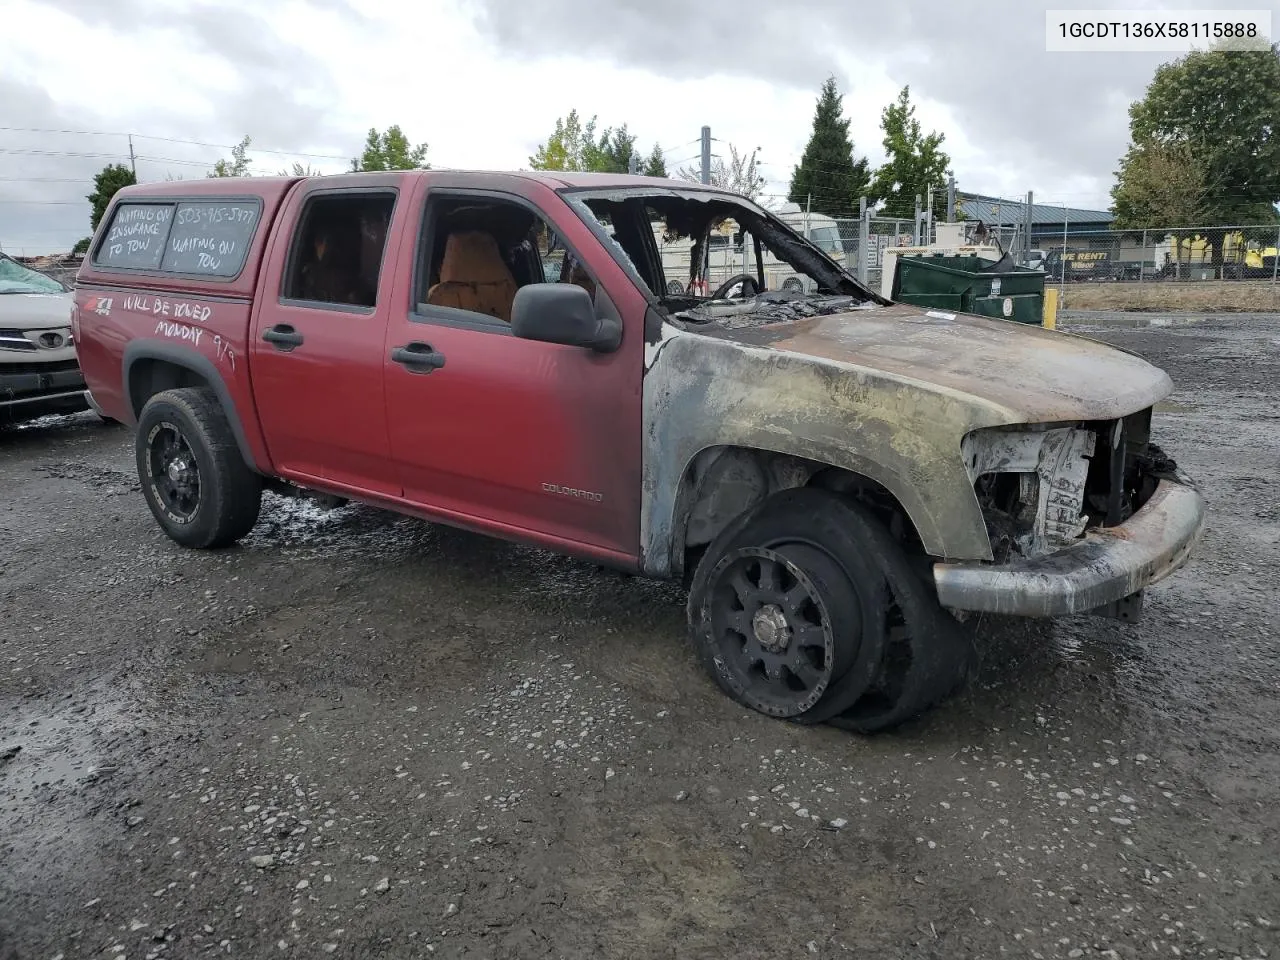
[1,0,1144,253]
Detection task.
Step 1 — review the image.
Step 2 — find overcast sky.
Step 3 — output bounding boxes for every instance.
[2,0,1207,254]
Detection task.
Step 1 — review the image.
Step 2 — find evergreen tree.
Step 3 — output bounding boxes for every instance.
[868,87,951,219]
[590,124,639,173]
[642,143,667,178]
[787,76,870,219]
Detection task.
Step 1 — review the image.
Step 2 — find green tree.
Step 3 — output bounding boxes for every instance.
[530,111,663,173]
[86,163,137,230]
[868,86,951,219]
[1117,41,1280,232]
[279,162,323,177]
[591,124,639,173]
[1111,139,1208,229]
[530,110,595,170]
[351,125,429,171]
[209,135,252,177]
[71,236,92,255]
[787,76,870,219]
[642,143,667,178]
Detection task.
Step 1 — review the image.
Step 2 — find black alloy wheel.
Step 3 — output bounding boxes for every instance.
[704,544,858,717]
[146,421,202,524]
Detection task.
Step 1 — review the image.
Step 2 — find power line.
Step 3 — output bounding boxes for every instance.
[660,139,699,156]
[0,126,353,163]
[0,177,94,183]
[0,148,129,161]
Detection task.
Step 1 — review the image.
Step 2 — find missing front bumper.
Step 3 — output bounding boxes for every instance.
[932,477,1205,617]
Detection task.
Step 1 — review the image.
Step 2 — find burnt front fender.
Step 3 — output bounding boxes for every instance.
[639,326,1004,577]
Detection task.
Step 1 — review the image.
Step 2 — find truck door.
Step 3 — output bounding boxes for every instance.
[251,176,405,496]
[381,183,644,563]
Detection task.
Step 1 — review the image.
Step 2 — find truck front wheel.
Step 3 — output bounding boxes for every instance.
[135,387,262,549]
[687,489,973,732]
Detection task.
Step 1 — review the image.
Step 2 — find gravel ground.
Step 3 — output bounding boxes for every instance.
[2,314,1278,960]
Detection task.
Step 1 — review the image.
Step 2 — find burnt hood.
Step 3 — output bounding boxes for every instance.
[719,303,1172,424]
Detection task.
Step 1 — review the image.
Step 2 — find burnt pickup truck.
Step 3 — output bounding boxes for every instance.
[73,172,1205,732]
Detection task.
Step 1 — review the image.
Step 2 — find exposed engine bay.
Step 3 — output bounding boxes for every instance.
[668,291,877,330]
[963,407,1184,562]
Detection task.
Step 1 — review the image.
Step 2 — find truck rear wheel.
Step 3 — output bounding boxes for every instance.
[135,387,262,549]
[687,489,973,732]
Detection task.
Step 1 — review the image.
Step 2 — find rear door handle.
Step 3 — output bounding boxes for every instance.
[263,324,304,350]
[391,341,446,373]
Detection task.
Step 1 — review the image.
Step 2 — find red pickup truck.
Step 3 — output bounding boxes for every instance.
[74,171,1204,732]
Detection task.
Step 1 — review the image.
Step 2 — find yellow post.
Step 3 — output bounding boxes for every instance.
[1042,287,1058,330]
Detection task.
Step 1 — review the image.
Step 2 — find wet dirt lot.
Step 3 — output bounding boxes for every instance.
[2,314,1277,960]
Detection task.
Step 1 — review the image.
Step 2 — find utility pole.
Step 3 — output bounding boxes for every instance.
[1023,191,1034,263]
[857,196,869,286]
[913,194,922,245]
[926,183,934,244]
[946,174,955,222]
[1061,205,1068,298]
[1139,229,1148,289]
[628,152,638,176]
[128,134,136,176]
[1272,225,1279,286]
[805,194,812,239]
[698,125,712,292]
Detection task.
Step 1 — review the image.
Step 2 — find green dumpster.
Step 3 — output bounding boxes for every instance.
[891,254,1045,324]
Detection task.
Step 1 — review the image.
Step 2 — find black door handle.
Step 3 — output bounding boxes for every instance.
[391,341,446,373]
[263,324,304,350]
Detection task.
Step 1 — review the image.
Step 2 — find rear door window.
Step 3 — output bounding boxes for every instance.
[281,192,396,310]
[95,203,174,271]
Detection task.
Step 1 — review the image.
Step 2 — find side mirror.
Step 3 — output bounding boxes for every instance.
[510,283,621,353]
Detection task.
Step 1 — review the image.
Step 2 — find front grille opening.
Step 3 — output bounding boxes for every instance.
[0,359,80,375]
[975,471,1039,563]
[1083,407,1174,528]
[0,329,39,352]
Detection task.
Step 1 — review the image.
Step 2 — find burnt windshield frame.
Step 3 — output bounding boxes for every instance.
[560,185,884,304]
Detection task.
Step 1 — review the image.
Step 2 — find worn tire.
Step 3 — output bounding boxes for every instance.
[687,488,973,732]
[687,489,894,724]
[135,387,262,549]
[827,510,975,734]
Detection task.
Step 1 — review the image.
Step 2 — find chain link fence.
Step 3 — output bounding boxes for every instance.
[5,252,83,286]
[1034,225,1280,284]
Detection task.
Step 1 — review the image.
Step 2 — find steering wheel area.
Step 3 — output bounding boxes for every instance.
[710,273,760,300]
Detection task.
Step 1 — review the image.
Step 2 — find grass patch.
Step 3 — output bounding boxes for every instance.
[1059,280,1280,313]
